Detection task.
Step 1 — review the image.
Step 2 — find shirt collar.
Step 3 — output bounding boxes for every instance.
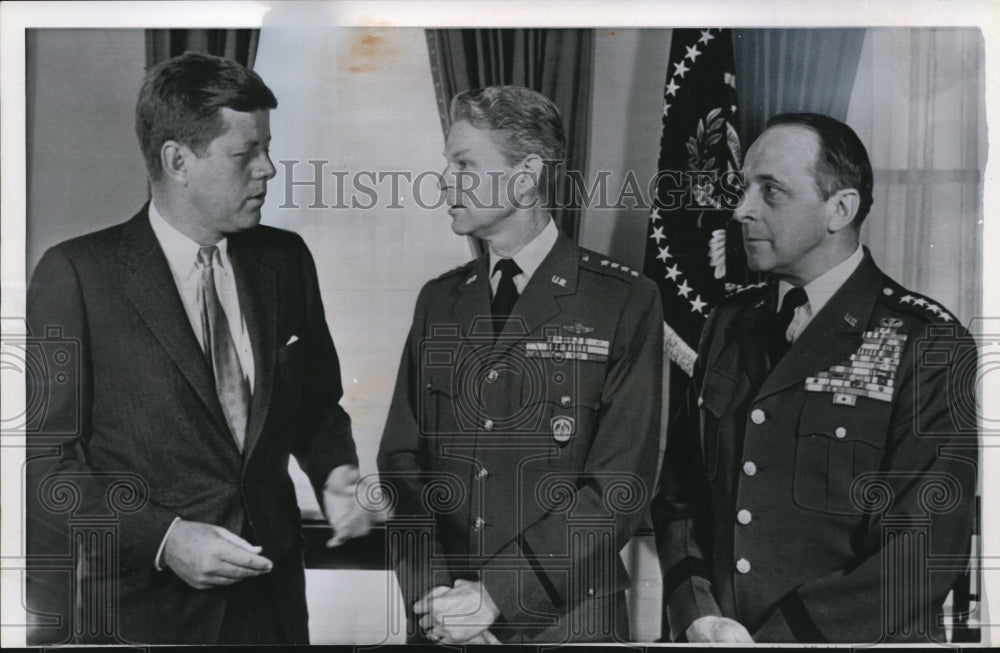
[148,200,231,278]
[488,218,558,283]
[778,244,864,314]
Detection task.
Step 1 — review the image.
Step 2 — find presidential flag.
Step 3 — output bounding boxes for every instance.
[642,28,749,377]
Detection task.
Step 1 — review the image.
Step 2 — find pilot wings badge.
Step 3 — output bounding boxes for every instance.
[563,322,594,334]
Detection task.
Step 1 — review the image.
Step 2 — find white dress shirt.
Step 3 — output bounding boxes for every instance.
[148,201,256,569]
[488,217,559,296]
[777,244,865,343]
[148,201,255,389]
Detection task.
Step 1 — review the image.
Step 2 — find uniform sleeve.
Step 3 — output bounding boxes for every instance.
[478,279,664,625]
[650,308,725,641]
[376,286,455,611]
[287,236,359,500]
[751,324,978,642]
[26,247,179,613]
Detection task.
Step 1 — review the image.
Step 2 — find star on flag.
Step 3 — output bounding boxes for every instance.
[677,280,693,298]
[684,44,702,62]
[690,295,708,314]
[649,207,661,222]
[663,102,672,117]
[698,29,715,46]
[673,60,690,79]
[651,226,666,244]
[665,263,681,281]
[665,78,681,97]
[656,246,672,262]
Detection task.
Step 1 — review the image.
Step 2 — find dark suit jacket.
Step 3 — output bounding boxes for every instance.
[652,250,978,643]
[25,205,357,644]
[378,231,663,643]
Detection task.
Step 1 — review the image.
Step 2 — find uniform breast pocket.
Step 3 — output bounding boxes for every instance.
[524,362,603,470]
[699,370,735,481]
[793,395,890,515]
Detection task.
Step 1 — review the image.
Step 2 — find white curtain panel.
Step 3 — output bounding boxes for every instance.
[848,28,985,326]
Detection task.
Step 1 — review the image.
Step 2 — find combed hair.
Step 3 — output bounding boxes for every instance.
[766,112,875,225]
[135,52,277,180]
[449,86,567,166]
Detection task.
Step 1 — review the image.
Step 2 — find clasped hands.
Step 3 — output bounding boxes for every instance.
[163,464,375,589]
[413,580,501,644]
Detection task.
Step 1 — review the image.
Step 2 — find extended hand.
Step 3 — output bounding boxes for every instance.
[685,615,754,643]
[413,579,500,644]
[323,464,375,547]
[162,520,272,589]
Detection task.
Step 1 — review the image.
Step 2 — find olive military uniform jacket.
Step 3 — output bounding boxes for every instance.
[652,249,977,643]
[378,231,663,643]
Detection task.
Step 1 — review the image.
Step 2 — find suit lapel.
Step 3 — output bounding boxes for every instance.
[228,233,277,463]
[118,209,233,442]
[756,253,882,400]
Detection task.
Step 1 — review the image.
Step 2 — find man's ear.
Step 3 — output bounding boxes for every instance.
[513,153,544,200]
[826,188,860,233]
[160,140,189,185]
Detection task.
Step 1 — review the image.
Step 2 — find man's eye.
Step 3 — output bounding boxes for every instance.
[763,184,781,198]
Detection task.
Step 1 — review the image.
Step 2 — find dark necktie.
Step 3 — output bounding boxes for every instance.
[491,258,522,334]
[196,245,250,451]
[771,286,808,362]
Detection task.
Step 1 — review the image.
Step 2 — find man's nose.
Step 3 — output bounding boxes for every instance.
[438,163,454,191]
[255,152,277,180]
[733,189,755,224]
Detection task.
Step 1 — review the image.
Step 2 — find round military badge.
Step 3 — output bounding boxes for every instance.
[551,415,575,443]
[880,317,904,329]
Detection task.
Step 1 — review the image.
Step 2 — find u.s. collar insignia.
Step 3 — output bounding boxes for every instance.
[465,274,478,285]
[563,322,594,334]
[551,275,567,287]
[844,312,858,327]
[551,416,575,443]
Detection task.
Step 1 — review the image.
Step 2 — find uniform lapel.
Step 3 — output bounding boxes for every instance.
[228,232,277,463]
[727,287,774,390]
[501,231,578,342]
[756,252,882,401]
[452,256,494,338]
[118,208,233,443]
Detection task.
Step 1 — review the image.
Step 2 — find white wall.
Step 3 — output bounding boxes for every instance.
[26,29,148,275]
[580,29,672,269]
[254,27,472,479]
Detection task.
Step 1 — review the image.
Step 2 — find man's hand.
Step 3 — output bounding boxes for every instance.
[162,520,272,590]
[413,579,500,644]
[685,615,754,643]
[323,464,375,548]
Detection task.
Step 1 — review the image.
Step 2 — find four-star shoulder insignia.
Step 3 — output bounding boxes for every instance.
[581,250,646,283]
[888,287,958,323]
[724,281,768,298]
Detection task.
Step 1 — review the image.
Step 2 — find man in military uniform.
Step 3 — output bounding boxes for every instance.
[652,113,977,643]
[377,86,663,644]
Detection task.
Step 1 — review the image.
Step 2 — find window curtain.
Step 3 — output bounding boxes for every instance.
[732,29,866,145]
[847,28,984,326]
[425,29,593,246]
[145,29,260,69]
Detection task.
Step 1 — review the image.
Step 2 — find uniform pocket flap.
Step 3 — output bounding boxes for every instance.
[797,395,889,448]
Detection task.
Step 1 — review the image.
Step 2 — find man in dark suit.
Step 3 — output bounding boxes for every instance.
[25,52,369,645]
[652,113,978,643]
[377,86,663,644]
